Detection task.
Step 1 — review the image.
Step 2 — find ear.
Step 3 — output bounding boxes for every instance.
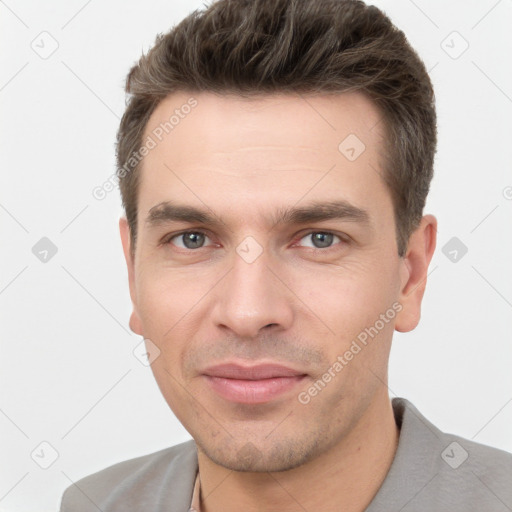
[395,214,437,333]
[119,217,143,336]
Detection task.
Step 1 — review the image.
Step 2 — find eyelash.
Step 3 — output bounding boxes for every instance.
[161,230,348,253]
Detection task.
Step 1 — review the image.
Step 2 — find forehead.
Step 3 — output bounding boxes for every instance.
[137,91,391,229]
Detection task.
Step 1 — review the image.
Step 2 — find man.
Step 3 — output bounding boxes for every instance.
[60,0,512,510]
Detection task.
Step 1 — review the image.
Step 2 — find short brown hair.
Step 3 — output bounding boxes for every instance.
[117,0,436,258]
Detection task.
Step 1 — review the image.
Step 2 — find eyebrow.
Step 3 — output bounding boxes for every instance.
[145,199,371,230]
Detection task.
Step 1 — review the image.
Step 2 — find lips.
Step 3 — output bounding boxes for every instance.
[203,363,304,380]
[202,363,307,404]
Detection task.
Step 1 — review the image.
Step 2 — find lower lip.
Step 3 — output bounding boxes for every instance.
[204,375,306,404]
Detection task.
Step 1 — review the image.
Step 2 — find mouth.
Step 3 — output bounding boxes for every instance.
[202,363,308,404]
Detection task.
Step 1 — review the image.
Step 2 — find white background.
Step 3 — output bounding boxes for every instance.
[1,0,511,510]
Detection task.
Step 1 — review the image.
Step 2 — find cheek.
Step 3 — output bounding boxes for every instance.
[135,271,202,414]
[134,270,198,375]
[135,264,209,330]
[291,257,398,339]
[134,264,225,379]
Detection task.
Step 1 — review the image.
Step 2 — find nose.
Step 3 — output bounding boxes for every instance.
[211,247,295,339]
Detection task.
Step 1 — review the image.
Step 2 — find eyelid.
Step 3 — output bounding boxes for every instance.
[162,229,215,247]
[292,230,348,250]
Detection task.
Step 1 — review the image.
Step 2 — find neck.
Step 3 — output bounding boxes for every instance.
[197,392,400,512]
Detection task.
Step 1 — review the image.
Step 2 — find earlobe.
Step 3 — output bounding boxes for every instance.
[395,215,437,333]
[119,217,143,336]
[129,311,143,336]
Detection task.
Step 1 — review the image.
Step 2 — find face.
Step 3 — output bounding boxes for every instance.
[120,91,431,472]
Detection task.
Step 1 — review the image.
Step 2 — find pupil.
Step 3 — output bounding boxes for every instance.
[313,232,333,248]
[184,232,204,249]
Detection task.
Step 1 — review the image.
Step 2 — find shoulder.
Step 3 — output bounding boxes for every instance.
[382,398,512,511]
[59,439,198,512]
[435,432,512,508]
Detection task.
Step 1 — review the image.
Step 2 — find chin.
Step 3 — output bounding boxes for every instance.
[196,436,319,473]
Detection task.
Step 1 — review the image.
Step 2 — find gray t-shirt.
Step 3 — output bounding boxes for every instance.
[59,397,512,511]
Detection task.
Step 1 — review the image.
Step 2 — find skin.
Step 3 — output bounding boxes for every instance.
[119,90,437,512]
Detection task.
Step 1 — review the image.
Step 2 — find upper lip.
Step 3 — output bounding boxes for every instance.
[202,363,305,380]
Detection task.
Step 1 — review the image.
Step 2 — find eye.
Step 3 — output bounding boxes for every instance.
[296,231,343,250]
[166,231,214,250]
